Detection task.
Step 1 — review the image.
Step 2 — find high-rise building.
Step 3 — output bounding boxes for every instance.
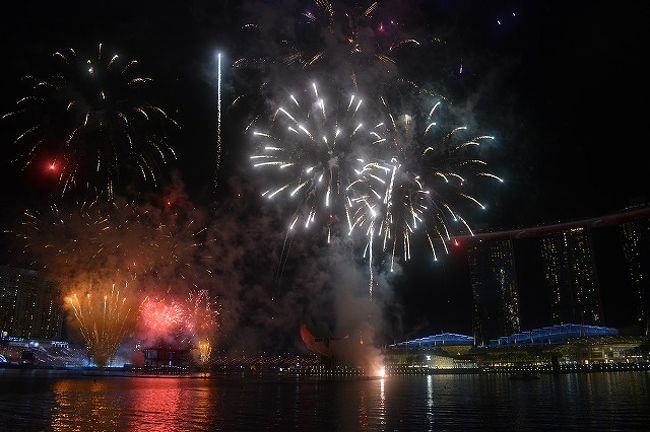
[540,228,602,325]
[0,266,64,340]
[468,239,521,346]
[619,219,650,336]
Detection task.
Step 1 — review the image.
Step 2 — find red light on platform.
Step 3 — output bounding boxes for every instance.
[453,239,460,247]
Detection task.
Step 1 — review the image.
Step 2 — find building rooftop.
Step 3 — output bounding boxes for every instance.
[489,323,619,347]
[389,333,474,348]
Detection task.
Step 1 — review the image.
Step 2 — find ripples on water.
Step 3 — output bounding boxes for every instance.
[1,372,649,431]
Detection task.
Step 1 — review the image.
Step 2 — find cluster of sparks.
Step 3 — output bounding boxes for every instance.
[235,1,419,91]
[139,290,220,356]
[198,340,212,365]
[298,0,419,73]
[252,82,369,243]
[66,284,134,367]
[16,197,214,287]
[252,83,503,295]
[64,288,219,367]
[15,198,222,363]
[2,43,178,198]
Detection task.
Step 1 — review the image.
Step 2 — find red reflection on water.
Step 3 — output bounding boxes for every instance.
[49,376,215,432]
[127,377,214,432]
[52,379,120,432]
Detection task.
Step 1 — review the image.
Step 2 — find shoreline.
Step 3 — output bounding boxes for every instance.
[1,362,649,379]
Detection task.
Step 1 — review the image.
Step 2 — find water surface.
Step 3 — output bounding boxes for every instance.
[1,371,649,431]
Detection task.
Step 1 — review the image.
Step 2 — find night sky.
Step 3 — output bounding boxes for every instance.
[1,1,649,347]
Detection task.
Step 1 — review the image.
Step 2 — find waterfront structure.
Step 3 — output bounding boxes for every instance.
[142,347,193,368]
[540,228,602,325]
[0,337,85,367]
[619,219,650,336]
[468,239,521,345]
[386,325,647,370]
[386,333,476,370]
[0,266,64,340]
[477,324,644,367]
[490,323,618,346]
[389,333,474,350]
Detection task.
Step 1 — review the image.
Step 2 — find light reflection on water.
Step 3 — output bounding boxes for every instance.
[1,372,650,431]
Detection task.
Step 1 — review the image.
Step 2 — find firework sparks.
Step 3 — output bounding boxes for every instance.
[139,296,186,341]
[198,339,212,364]
[66,284,135,367]
[3,44,179,198]
[138,290,220,351]
[296,0,418,77]
[234,1,419,94]
[15,195,214,293]
[350,93,502,285]
[251,82,373,237]
[251,83,502,297]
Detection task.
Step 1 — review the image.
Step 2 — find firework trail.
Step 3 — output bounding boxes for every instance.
[2,43,179,198]
[66,283,135,366]
[250,81,375,242]
[214,52,223,190]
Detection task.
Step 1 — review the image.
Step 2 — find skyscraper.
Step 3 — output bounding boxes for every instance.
[0,266,64,340]
[540,228,602,325]
[468,238,521,345]
[619,219,650,336]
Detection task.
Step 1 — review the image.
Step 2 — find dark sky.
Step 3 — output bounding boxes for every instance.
[1,1,649,344]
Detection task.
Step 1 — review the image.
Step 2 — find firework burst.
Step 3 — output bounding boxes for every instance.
[15,196,214,293]
[138,290,220,351]
[233,0,419,106]
[251,84,502,296]
[2,43,179,198]
[350,93,503,280]
[297,0,419,78]
[251,81,376,242]
[139,296,186,340]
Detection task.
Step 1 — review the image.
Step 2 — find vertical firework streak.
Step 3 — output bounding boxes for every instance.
[66,284,134,367]
[215,52,223,190]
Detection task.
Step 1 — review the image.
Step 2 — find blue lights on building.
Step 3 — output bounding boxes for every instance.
[490,323,619,346]
[389,324,620,351]
[390,333,474,349]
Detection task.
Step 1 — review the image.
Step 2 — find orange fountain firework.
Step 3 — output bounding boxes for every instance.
[66,284,135,367]
[197,339,212,365]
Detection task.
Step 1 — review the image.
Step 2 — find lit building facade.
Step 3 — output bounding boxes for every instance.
[468,239,521,346]
[619,219,650,336]
[540,228,602,325]
[0,266,64,340]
